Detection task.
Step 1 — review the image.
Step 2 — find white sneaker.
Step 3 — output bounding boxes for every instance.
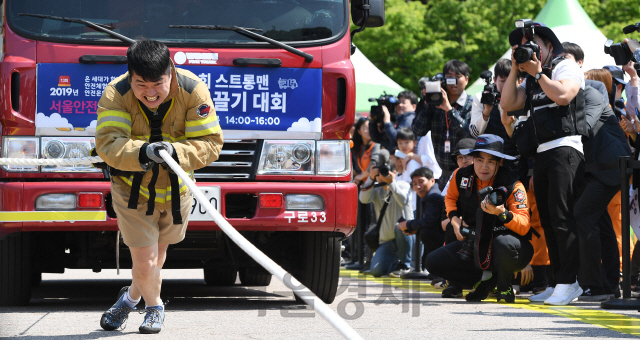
[529,286,554,302]
[544,282,583,305]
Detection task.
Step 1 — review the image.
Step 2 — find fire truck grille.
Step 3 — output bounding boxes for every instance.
[193,140,260,181]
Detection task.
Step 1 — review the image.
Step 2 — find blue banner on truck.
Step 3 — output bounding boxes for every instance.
[36,63,322,137]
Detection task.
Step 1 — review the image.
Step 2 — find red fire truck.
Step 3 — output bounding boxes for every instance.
[0,0,384,305]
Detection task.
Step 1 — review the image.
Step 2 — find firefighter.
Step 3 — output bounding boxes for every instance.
[96,39,223,333]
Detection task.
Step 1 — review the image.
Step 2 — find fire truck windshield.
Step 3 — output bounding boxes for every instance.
[7,0,347,46]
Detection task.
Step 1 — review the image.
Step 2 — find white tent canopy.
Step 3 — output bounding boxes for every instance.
[352,47,405,112]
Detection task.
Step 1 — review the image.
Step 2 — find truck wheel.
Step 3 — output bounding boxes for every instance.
[239,268,272,286]
[294,232,340,304]
[0,233,32,306]
[203,267,237,286]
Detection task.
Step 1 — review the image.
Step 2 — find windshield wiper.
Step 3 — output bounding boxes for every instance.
[19,13,135,45]
[169,25,313,63]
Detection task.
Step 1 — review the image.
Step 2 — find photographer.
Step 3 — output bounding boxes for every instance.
[412,59,473,176]
[500,21,586,305]
[425,134,532,303]
[397,167,445,273]
[469,59,518,160]
[370,91,418,150]
[574,81,632,301]
[359,151,415,277]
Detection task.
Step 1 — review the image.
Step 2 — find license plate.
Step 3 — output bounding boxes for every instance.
[189,186,221,221]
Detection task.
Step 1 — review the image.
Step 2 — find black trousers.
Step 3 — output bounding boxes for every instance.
[599,212,621,292]
[419,226,445,270]
[574,176,620,290]
[425,232,534,291]
[533,146,584,284]
[351,200,374,264]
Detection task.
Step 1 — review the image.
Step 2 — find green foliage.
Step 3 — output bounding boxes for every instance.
[578,0,640,43]
[353,0,639,95]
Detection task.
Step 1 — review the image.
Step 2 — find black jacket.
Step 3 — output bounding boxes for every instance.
[406,183,444,232]
[583,85,632,186]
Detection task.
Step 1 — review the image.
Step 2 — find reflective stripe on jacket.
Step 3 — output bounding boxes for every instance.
[95,64,223,210]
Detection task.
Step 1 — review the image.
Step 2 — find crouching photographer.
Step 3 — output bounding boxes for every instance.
[360,150,415,277]
[425,135,533,303]
[500,19,587,305]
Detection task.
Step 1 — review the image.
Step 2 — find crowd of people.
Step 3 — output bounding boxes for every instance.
[344,22,640,306]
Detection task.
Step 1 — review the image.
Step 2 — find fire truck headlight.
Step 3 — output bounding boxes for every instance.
[41,137,101,173]
[316,140,350,176]
[257,140,315,175]
[1,137,39,172]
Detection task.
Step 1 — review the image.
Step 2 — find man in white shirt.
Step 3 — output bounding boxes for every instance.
[501,21,586,306]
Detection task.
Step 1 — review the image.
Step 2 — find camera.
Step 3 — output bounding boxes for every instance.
[603,22,640,70]
[513,19,541,64]
[604,40,638,67]
[418,73,457,106]
[456,186,507,261]
[479,70,501,105]
[373,149,391,177]
[368,93,397,125]
[458,225,476,262]
[477,185,507,206]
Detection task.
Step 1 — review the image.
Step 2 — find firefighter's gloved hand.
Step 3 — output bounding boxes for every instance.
[146,142,174,164]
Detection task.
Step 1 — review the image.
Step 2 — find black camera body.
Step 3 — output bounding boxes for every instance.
[458,226,476,262]
[418,73,458,106]
[604,40,637,66]
[479,70,501,105]
[513,19,541,64]
[373,149,392,178]
[456,186,507,261]
[477,185,507,206]
[603,22,640,69]
[368,93,397,125]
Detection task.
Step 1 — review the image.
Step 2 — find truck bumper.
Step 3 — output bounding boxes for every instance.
[0,181,357,238]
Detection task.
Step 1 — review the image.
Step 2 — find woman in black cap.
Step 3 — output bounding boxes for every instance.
[425,134,533,303]
[500,21,586,305]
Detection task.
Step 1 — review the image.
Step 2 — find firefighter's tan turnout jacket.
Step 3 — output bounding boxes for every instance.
[95,65,223,211]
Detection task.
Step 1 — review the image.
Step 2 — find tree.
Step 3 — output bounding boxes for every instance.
[354,0,546,94]
[353,0,640,95]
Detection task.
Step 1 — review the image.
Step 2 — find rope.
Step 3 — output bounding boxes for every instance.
[157,149,363,340]
[0,153,362,339]
[0,156,102,166]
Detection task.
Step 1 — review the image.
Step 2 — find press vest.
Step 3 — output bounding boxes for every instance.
[523,57,588,144]
[454,165,520,269]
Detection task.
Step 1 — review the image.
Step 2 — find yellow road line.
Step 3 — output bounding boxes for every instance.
[340,269,640,337]
[0,211,107,222]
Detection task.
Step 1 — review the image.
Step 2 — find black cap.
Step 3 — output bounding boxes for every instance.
[450,138,477,163]
[508,22,563,56]
[603,65,627,86]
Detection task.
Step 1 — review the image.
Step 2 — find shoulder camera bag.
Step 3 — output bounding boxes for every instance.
[364,191,391,251]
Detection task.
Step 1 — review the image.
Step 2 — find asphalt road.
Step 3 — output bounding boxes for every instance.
[1,268,639,339]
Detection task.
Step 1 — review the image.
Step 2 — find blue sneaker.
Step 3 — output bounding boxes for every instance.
[139,305,165,334]
[100,286,136,331]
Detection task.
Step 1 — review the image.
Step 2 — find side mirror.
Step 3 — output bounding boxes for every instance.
[351,0,385,28]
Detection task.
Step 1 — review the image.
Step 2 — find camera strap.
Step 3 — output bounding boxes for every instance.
[474,207,494,270]
[374,191,392,234]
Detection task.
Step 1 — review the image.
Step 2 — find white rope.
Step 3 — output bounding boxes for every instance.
[0,153,363,339]
[157,149,363,340]
[0,156,102,166]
